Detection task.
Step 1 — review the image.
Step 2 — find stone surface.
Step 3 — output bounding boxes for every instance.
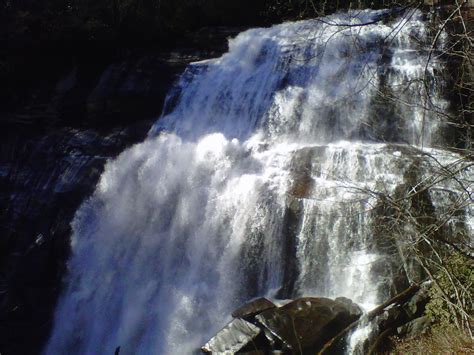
[202,318,262,354]
[335,297,364,318]
[232,297,276,319]
[402,281,431,318]
[397,315,432,338]
[255,297,362,353]
[288,147,316,199]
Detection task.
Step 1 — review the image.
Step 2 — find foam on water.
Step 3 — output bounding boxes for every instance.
[45,9,471,355]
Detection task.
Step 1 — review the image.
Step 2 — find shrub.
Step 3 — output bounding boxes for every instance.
[391,324,473,354]
[425,252,473,332]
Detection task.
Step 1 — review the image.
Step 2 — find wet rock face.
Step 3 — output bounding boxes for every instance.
[203,297,362,354]
[0,125,152,355]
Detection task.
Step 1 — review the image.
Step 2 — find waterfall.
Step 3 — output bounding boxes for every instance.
[45,9,473,355]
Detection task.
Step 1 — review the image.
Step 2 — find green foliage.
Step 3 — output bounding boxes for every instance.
[425,252,473,329]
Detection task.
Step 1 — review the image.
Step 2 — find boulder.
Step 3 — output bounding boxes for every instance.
[255,297,362,353]
[201,318,262,354]
[397,315,432,338]
[232,297,276,319]
[335,297,363,318]
[402,281,431,318]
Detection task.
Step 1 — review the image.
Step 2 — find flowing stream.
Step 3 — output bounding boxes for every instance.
[45,9,473,354]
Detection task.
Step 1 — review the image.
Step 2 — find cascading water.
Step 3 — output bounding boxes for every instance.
[45,8,473,354]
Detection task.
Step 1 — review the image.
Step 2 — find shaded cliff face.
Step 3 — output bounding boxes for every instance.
[0,28,238,355]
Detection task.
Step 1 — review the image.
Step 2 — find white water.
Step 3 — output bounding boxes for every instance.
[45,9,472,355]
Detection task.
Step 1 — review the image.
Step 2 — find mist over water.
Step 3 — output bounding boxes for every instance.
[45,9,472,354]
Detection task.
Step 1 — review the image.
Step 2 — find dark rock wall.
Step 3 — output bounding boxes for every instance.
[0,29,237,355]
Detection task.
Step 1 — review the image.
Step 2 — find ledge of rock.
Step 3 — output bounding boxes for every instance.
[201,318,263,354]
[202,297,362,354]
[231,297,277,320]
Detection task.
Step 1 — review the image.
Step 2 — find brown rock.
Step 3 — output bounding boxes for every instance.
[232,297,276,319]
[255,297,361,353]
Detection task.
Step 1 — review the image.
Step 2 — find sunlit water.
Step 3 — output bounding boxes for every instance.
[45,9,472,354]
